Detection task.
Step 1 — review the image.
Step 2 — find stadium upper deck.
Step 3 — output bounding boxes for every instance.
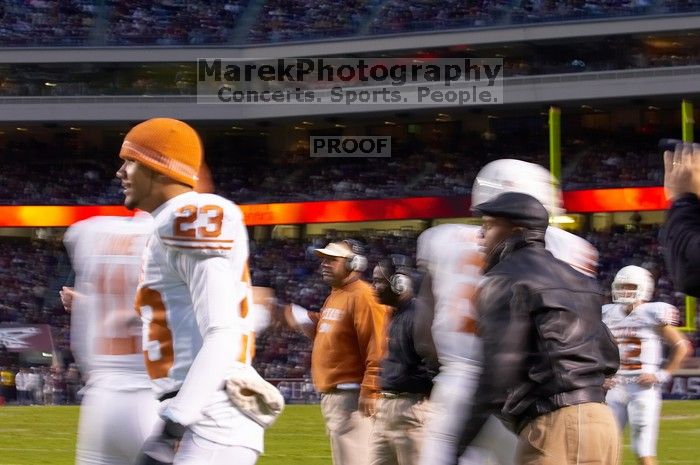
[1,2,698,122]
[2,33,700,97]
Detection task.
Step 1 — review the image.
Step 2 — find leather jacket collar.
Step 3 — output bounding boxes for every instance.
[483,229,546,273]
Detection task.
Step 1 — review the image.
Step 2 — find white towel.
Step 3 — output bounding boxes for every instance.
[225,364,285,428]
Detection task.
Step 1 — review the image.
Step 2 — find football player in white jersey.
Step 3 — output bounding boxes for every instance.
[603,266,690,465]
[418,159,600,465]
[63,214,161,465]
[115,118,265,465]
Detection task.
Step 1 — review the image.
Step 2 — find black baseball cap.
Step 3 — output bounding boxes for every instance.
[473,192,549,231]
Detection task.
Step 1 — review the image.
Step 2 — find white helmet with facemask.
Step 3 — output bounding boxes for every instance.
[471,159,564,217]
[612,265,654,304]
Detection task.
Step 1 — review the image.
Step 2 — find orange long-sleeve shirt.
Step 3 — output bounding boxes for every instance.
[309,279,386,399]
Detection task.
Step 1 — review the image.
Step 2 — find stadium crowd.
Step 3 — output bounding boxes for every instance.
[0,134,663,205]
[0,239,70,351]
[369,0,696,35]
[248,0,373,43]
[106,0,249,45]
[0,0,97,47]
[1,0,698,46]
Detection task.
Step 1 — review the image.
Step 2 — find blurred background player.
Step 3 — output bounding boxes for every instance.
[116,118,266,465]
[370,255,437,465]
[63,212,160,465]
[603,265,690,465]
[418,158,599,465]
[284,239,385,465]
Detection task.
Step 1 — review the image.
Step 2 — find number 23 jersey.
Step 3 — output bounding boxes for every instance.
[135,191,255,419]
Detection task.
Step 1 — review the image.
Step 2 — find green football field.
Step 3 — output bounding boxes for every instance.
[0,401,698,465]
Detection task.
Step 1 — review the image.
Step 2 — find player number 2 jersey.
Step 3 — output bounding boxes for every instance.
[602,302,679,376]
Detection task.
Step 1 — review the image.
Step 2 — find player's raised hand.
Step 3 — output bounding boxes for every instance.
[664,142,700,201]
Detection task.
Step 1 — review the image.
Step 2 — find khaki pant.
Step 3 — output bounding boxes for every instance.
[370,395,429,465]
[517,402,620,465]
[321,390,372,465]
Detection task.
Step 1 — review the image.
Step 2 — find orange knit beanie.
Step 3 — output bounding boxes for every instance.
[119,118,202,187]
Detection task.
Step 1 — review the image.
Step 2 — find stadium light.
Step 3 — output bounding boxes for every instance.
[550,215,576,224]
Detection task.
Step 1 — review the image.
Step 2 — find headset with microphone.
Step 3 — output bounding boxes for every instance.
[342,239,368,273]
[381,254,413,295]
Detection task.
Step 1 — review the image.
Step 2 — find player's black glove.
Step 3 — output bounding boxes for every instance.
[136,419,187,465]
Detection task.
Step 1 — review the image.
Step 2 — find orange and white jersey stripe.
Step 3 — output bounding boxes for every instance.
[136,191,262,447]
[64,215,153,391]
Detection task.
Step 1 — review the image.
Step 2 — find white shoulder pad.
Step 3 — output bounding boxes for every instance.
[601,303,620,323]
[601,303,615,315]
[545,227,598,277]
[648,302,680,327]
[156,193,243,257]
[63,218,91,273]
[418,224,481,278]
[418,224,480,262]
[63,218,88,254]
[65,215,154,270]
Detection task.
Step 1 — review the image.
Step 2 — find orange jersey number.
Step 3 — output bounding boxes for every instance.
[618,336,642,370]
[174,204,224,238]
[136,267,255,376]
[136,287,174,379]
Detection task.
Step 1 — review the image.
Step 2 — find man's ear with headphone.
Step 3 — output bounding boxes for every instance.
[390,272,411,295]
[387,254,413,295]
[342,239,368,272]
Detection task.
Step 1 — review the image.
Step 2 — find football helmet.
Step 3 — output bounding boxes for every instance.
[611,265,654,304]
[471,159,564,216]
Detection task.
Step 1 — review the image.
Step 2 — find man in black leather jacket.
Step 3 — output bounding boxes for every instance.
[458,192,620,465]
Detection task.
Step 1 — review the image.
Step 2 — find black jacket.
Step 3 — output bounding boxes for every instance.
[458,234,619,453]
[380,297,438,395]
[660,193,700,296]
